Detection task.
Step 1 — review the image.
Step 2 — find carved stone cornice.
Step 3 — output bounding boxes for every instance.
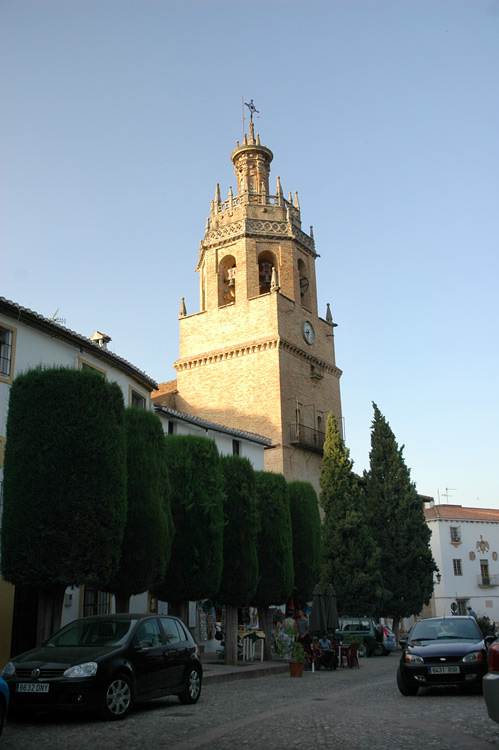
[279,339,342,378]
[201,217,316,256]
[174,338,280,372]
[174,337,342,379]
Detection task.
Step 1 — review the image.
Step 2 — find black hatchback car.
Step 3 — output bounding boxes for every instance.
[1,613,202,720]
[397,615,493,696]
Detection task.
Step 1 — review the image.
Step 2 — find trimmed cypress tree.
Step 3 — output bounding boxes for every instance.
[1,366,126,641]
[364,403,436,634]
[105,408,174,612]
[288,481,322,607]
[251,471,294,659]
[320,412,385,616]
[216,455,260,665]
[155,435,224,620]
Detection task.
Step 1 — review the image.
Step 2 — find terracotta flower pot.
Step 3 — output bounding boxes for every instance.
[289,661,304,678]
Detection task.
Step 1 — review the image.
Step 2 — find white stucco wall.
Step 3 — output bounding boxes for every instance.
[429,517,499,621]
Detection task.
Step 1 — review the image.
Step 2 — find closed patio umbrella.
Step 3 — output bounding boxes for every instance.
[309,584,327,635]
[325,583,339,632]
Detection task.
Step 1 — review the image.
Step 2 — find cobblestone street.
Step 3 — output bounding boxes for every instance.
[3,655,499,749]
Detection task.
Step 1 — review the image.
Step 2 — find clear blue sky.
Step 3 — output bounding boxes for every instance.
[2,0,498,508]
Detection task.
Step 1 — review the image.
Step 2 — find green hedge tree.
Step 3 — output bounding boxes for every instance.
[105,408,174,612]
[288,481,322,607]
[216,455,260,665]
[155,435,224,622]
[320,413,385,616]
[364,403,436,636]
[251,471,294,659]
[1,366,126,641]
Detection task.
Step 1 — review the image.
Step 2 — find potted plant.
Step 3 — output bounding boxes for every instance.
[277,626,307,677]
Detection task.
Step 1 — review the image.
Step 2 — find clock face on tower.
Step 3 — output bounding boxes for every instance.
[302,320,315,345]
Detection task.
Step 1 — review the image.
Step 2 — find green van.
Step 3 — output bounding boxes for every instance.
[335,617,385,657]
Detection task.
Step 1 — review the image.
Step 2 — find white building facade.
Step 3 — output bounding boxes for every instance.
[423,503,499,622]
[0,297,158,665]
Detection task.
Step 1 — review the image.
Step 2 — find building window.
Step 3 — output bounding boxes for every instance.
[82,588,111,617]
[232,439,240,456]
[168,421,175,435]
[79,360,107,378]
[0,326,13,379]
[456,599,468,615]
[130,389,146,409]
[481,559,490,586]
[453,559,462,576]
[450,526,461,543]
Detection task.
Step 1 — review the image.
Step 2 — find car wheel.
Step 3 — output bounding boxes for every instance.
[397,667,418,696]
[101,673,134,720]
[382,648,391,656]
[373,642,384,656]
[357,642,368,658]
[178,668,202,705]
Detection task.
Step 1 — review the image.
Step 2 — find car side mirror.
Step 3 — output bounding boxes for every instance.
[136,639,154,650]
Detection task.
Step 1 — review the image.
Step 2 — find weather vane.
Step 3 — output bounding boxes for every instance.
[244,99,259,123]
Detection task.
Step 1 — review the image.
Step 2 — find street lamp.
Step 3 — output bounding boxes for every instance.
[435,572,441,585]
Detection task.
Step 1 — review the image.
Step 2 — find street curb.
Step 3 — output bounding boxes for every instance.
[202,662,289,685]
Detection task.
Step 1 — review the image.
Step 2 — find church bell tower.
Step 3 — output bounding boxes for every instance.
[170,123,342,493]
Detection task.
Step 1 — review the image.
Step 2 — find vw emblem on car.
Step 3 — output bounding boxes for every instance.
[31,668,41,679]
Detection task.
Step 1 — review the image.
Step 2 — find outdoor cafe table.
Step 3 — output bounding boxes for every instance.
[238,630,265,662]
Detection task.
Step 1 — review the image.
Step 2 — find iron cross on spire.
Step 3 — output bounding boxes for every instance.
[244,99,259,123]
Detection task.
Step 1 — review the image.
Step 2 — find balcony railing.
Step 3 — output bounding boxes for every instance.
[477,574,499,587]
[289,423,325,454]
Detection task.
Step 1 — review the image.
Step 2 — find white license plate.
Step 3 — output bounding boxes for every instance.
[16,683,50,693]
[429,666,459,674]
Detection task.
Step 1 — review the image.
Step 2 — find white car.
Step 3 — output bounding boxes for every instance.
[381,625,397,653]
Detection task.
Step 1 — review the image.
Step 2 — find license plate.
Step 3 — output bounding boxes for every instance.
[429,666,459,674]
[16,683,50,693]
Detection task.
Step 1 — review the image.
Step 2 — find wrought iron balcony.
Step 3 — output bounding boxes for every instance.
[477,574,499,587]
[289,423,325,453]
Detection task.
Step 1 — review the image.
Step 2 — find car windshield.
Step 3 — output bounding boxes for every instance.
[46,618,138,647]
[410,618,481,642]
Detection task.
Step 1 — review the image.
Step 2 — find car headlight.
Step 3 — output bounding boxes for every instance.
[63,662,98,678]
[462,651,483,663]
[1,662,16,677]
[404,653,424,664]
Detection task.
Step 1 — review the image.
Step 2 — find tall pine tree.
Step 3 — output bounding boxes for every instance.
[288,481,322,607]
[364,403,436,634]
[320,413,384,616]
[216,455,260,665]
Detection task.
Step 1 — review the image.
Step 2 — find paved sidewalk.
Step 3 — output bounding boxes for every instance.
[200,651,289,685]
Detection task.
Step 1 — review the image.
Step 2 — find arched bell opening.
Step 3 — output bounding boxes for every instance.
[298,258,311,308]
[218,255,237,306]
[257,251,276,295]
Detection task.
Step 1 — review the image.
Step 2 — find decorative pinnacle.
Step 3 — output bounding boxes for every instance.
[179,297,187,318]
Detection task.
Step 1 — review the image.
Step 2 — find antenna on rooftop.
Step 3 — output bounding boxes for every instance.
[441,487,456,504]
[50,308,66,326]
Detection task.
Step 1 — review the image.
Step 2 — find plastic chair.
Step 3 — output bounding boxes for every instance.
[347,642,360,669]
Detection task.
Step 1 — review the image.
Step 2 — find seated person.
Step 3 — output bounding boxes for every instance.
[317,633,336,670]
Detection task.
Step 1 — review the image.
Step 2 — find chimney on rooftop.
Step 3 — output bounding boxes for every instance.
[90,331,112,350]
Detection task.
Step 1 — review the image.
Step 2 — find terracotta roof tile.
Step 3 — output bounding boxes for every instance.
[425,504,499,522]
